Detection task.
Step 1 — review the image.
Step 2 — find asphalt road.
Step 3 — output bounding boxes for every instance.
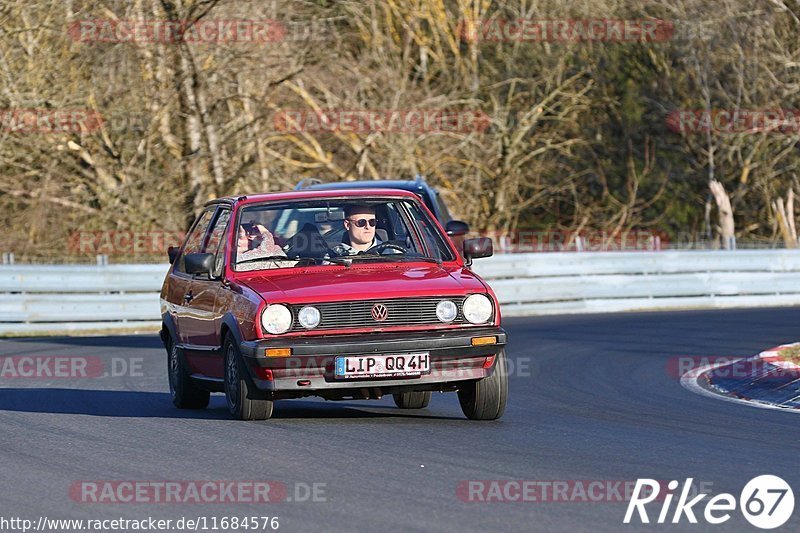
[1,308,799,532]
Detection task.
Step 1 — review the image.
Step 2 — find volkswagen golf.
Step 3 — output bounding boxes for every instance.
[160,188,508,420]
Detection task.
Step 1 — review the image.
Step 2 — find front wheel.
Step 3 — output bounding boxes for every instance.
[393,391,431,409]
[167,338,210,409]
[223,336,273,420]
[458,349,508,420]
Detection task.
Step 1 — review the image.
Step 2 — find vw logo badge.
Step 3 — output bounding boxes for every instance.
[371,303,388,322]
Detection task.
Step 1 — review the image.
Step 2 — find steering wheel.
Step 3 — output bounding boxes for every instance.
[363,242,406,255]
[329,243,350,256]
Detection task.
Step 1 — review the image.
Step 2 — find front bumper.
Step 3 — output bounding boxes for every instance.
[240,327,507,395]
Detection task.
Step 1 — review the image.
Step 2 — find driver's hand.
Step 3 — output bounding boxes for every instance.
[331,244,349,256]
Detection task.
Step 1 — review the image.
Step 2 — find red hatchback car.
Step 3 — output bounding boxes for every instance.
[160,188,508,420]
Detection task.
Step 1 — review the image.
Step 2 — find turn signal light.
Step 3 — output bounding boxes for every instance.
[471,336,497,346]
[265,348,292,357]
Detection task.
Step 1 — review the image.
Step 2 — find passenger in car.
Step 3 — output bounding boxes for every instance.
[236,223,291,270]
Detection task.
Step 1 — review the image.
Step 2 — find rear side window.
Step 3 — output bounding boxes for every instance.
[176,208,214,273]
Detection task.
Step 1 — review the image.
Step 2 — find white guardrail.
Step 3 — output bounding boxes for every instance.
[2,250,800,334]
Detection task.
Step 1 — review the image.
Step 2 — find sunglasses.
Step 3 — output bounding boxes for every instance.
[347,218,377,228]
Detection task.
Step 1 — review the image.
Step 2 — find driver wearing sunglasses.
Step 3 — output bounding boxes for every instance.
[341,205,382,254]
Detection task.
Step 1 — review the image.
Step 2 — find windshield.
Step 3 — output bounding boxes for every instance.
[232,198,455,271]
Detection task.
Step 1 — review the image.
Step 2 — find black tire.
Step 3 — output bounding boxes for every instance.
[457,348,508,420]
[166,335,210,409]
[223,335,273,420]
[393,391,432,409]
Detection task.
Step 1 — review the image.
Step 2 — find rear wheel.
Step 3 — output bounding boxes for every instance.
[166,336,210,409]
[393,391,431,409]
[223,335,273,420]
[458,349,508,420]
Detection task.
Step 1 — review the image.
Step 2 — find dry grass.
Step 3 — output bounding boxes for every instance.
[777,345,800,364]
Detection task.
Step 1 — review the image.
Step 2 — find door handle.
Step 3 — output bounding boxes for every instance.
[183,291,193,303]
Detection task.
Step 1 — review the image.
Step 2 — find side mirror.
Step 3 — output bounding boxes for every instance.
[463,238,493,265]
[168,246,180,264]
[445,220,470,237]
[185,252,214,276]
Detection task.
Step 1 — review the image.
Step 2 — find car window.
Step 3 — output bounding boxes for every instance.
[384,202,409,242]
[404,201,456,261]
[204,209,231,277]
[176,208,215,273]
[234,198,452,270]
[271,207,343,240]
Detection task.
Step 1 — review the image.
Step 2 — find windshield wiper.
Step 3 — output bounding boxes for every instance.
[410,256,440,264]
[347,252,392,261]
[322,256,352,267]
[236,255,309,265]
[238,255,354,267]
[349,253,440,263]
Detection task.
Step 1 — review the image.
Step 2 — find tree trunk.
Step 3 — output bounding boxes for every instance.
[709,180,735,249]
[773,189,797,248]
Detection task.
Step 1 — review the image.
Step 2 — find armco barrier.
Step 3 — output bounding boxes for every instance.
[472,249,800,316]
[2,250,800,334]
[0,264,166,334]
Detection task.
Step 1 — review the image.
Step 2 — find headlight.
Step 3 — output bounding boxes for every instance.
[463,294,493,324]
[298,305,321,329]
[436,300,458,323]
[261,304,292,334]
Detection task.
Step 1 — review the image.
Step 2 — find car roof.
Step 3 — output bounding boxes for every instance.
[205,188,420,208]
[302,180,432,194]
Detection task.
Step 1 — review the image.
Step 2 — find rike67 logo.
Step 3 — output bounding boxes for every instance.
[624,476,794,529]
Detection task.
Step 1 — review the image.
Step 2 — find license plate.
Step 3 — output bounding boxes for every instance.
[334,353,430,379]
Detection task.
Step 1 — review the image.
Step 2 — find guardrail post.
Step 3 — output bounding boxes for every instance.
[2,252,14,265]
[650,235,662,251]
[96,254,108,266]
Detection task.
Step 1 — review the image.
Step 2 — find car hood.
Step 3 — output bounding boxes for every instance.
[237,263,487,304]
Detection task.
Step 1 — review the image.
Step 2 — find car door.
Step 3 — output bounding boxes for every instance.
[169,207,216,347]
[182,207,231,379]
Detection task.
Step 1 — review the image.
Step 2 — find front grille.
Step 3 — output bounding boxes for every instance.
[290,296,468,331]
